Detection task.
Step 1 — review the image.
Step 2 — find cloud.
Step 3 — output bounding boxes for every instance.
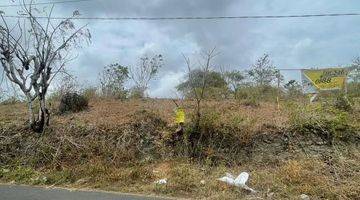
[1,0,360,97]
[148,71,185,98]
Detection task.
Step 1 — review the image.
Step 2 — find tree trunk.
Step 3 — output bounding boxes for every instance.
[26,95,35,127]
[31,96,48,133]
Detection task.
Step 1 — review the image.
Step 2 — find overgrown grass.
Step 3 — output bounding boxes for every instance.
[0,99,359,199]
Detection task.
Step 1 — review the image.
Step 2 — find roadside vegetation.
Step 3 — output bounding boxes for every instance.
[1,53,359,199]
[0,2,359,200]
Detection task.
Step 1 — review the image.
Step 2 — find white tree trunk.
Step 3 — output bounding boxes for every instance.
[26,95,35,126]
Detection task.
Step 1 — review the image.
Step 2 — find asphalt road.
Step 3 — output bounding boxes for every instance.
[0,185,170,200]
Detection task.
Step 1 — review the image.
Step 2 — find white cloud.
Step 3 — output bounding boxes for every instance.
[148,71,185,98]
[3,0,360,97]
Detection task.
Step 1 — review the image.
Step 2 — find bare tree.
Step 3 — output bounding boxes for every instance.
[0,2,90,132]
[56,71,78,97]
[129,54,163,98]
[182,48,218,155]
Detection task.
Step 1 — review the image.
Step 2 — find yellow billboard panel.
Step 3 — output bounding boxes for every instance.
[175,108,185,124]
[303,68,348,90]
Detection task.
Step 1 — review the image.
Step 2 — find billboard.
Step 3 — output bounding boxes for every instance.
[301,68,348,93]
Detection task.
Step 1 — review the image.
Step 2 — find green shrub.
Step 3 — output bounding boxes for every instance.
[58,92,88,114]
[235,85,279,103]
[183,110,253,165]
[1,166,38,183]
[289,103,358,144]
[334,95,352,111]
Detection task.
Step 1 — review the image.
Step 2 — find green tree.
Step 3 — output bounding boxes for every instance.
[248,54,278,86]
[284,80,302,97]
[177,69,227,98]
[99,63,129,99]
[350,57,360,83]
[224,70,245,99]
[348,57,360,97]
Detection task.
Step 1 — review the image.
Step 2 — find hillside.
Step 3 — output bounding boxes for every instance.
[0,99,359,199]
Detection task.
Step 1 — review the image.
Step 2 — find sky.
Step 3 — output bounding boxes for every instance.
[1,0,360,98]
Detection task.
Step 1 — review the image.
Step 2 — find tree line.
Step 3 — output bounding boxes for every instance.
[1,2,359,133]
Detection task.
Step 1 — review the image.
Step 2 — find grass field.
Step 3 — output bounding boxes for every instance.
[0,98,359,199]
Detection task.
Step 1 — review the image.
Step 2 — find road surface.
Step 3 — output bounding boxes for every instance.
[0,184,170,200]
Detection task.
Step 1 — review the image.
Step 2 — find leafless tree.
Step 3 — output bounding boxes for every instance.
[182,47,218,155]
[0,1,90,132]
[56,71,78,97]
[129,54,163,98]
[183,48,217,123]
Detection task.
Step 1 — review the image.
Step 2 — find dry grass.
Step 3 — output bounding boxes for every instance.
[0,99,359,199]
[0,98,289,131]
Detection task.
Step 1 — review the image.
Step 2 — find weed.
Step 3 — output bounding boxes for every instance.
[1,166,38,184]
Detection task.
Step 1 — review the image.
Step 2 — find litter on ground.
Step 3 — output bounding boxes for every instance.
[154,178,167,185]
[218,172,256,193]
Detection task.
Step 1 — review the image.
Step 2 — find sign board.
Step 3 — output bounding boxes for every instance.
[301,71,318,94]
[175,108,185,124]
[301,68,348,92]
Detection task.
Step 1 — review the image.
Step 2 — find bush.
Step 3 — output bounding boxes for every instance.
[235,85,278,102]
[289,103,358,144]
[82,87,98,101]
[123,110,167,160]
[58,93,88,114]
[204,86,231,99]
[183,110,254,165]
[334,95,352,111]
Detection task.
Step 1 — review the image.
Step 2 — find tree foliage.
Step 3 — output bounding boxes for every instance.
[58,92,88,114]
[130,54,163,98]
[180,48,219,157]
[284,80,302,97]
[223,70,246,99]
[350,57,360,83]
[177,69,227,98]
[248,54,278,86]
[348,57,360,97]
[99,63,129,99]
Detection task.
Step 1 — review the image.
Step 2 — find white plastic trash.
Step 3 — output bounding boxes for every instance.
[154,178,167,185]
[300,194,310,200]
[218,172,256,193]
